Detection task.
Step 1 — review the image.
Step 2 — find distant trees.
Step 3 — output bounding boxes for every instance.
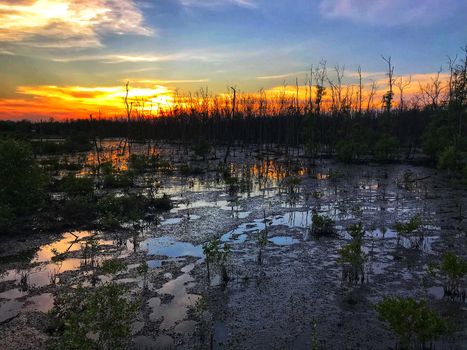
[422,47,467,174]
[0,48,466,175]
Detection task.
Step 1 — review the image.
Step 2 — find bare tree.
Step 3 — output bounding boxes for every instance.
[357,66,363,115]
[395,75,412,111]
[367,80,377,112]
[314,61,327,115]
[382,56,395,113]
[419,68,443,110]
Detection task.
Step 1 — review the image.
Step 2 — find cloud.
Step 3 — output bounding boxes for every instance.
[179,0,257,9]
[50,46,265,64]
[319,0,457,26]
[0,0,153,48]
[256,71,308,80]
[126,79,210,84]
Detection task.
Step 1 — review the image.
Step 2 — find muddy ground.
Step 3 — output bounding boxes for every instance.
[0,143,466,349]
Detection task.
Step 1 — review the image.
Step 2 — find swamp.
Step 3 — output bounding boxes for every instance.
[0,137,466,349]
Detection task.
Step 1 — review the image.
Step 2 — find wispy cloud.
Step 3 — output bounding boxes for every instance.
[0,0,153,48]
[256,71,308,80]
[319,0,457,26]
[0,49,14,55]
[51,46,267,64]
[125,79,210,85]
[180,0,257,9]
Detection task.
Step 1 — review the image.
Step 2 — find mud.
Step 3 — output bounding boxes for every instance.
[0,142,466,349]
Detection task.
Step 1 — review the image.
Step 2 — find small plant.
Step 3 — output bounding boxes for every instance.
[100,161,134,189]
[192,138,211,161]
[202,237,231,283]
[218,243,231,283]
[376,297,447,348]
[429,252,467,301]
[282,176,301,194]
[394,214,424,249]
[97,194,146,228]
[257,210,269,264]
[256,229,268,264]
[148,193,173,212]
[49,270,59,285]
[203,238,219,281]
[440,252,467,296]
[81,237,100,269]
[101,258,126,275]
[374,134,399,162]
[51,248,66,262]
[57,174,94,197]
[137,260,149,292]
[338,223,367,285]
[19,271,29,291]
[312,191,323,199]
[49,283,139,350]
[311,212,335,236]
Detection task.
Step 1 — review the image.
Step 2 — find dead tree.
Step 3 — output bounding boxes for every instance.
[382,56,395,114]
[357,66,363,115]
[419,68,443,110]
[395,75,412,111]
[367,80,377,112]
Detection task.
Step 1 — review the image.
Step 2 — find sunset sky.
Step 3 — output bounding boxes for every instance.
[0,0,466,120]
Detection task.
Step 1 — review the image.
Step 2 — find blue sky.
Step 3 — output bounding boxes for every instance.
[0,0,466,119]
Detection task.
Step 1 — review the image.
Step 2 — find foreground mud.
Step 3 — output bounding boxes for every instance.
[0,144,466,349]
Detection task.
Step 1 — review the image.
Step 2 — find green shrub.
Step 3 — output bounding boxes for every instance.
[60,195,97,223]
[149,193,173,212]
[101,258,127,275]
[100,162,134,189]
[377,297,447,348]
[0,138,46,229]
[58,174,94,196]
[438,252,467,297]
[338,223,367,284]
[192,138,211,161]
[49,283,138,350]
[336,139,367,163]
[128,154,149,174]
[311,213,335,236]
[97,194,145,228]
[374,134,399,162]
[202,238,230,282]
[394,214,424,249]
[437,145,462,171]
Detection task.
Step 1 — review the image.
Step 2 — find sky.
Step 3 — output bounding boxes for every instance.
[0,0,466,120]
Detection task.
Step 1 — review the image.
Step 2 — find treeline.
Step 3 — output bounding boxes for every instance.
[0,49,466,172]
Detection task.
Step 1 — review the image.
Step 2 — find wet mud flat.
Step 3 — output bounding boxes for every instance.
[0,143,466,349]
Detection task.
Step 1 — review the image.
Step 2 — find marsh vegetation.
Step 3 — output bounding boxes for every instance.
[0,49,466,349]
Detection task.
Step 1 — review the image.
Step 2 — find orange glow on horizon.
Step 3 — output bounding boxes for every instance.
[0,72,450,121]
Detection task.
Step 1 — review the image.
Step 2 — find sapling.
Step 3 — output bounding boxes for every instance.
[137,260,149,293]
[218,243,231,283]
[50,283,139,350]
[338,223,367,285]
[376,297,447,349]
[311,212,335,236]
[394,214,423,249]
[429,252,467,301]
[101,258,126,275]
[202,238,231,283]
[202,238,219,281]
[257,210,269,264]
